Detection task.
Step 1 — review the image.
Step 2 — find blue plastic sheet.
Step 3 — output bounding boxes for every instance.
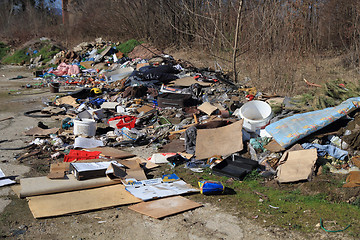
[265,97,360,148]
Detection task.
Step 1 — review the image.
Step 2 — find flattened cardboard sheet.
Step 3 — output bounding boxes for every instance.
[80,61,94,69]
[47,163,69,179]
[20,174,117,198]
[28,184,141,218]
[128,196,201,219]
[56,96,79,107]
[88,147,135,159]
[276,148,317,183]
[195,120,243,160]
[118,159,147,180]
[136,105,154,114]
[24,127,59,137]
[171,77,211,87]
[197,102,218,115]
[343,171,360,188]
[264,140,285,153]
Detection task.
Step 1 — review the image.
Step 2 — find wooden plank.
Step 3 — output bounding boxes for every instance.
[128,196,201,219]
[28,184,141,218]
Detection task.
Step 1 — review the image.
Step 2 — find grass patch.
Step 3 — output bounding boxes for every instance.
[2,42,61,65]
[2,48,30,64]
[35,44,61,64]
[174,166,360,237]
[0,42,10,62]
[115,39,141,55]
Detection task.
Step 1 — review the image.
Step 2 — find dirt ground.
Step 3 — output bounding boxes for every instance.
[0,65,352,240]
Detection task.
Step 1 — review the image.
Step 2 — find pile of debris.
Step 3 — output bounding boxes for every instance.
[2,38,360,220]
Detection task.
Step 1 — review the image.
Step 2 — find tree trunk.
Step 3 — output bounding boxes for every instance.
[232,0,243,83]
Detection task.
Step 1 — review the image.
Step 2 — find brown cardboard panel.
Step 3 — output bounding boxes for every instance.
[264,140,285,153]
[24,127,59,137]
[128,196,201,219]
[195,120,243,160]
[118,159,147,180]
[11,185,21,198]
[28,184,141,218]
[20,174,117,198]
[49,162,70,173]
[47,171,66,179]
[276,149,317,183]
[197,102,218,116]
[88,147,135,159]
[80,61,94,69]
[171,77,211,87]
[343,171,360,188]
[158,139,185,153]
[56,96,79,107]
[136,105,154,114]
[42,106,65,114]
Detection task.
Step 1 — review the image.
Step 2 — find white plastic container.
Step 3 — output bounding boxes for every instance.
[239,100,273,132]
[73,119,97,137]
[328,135,349,150]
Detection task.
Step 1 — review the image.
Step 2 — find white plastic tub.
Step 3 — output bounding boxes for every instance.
[239,100,273,132]
[73,119,96,136]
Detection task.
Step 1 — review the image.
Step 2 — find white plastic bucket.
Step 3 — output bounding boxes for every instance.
[73,119,97,136]
[239,100,273,132]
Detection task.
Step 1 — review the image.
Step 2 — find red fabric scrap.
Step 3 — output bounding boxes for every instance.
[63,149,101,162]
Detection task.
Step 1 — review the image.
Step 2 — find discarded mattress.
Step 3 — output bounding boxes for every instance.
[265,97,360,148]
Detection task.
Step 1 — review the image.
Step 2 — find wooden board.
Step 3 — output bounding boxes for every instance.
[128,196,201,219]
[28,184,141,218]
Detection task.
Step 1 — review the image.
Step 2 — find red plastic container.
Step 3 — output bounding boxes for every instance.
[107,115,137,129]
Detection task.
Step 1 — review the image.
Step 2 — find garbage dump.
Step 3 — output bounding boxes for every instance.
[2,38,360,221]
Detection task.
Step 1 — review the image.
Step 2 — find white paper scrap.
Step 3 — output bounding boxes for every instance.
[0,169,16,187]
[74,137,104,149]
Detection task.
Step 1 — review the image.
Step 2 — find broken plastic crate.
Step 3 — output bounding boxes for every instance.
[212,155,259,180]
[108,116,137,129]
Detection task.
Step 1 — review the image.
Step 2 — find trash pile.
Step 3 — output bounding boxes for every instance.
[2,38,360,219]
